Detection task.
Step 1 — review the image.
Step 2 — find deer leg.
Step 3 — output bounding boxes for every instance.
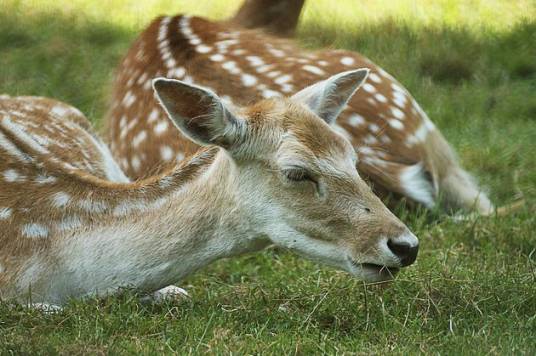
[29,303,63,314]
[141,285,190,304]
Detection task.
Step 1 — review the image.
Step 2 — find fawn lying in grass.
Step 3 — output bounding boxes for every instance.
[0,70,418,309]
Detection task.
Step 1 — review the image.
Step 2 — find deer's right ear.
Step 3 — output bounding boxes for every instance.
[153,78,245,149]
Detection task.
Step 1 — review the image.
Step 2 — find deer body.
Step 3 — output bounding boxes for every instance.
[0,97,257,303]
[106,15,493,214]
[0,69,419,305]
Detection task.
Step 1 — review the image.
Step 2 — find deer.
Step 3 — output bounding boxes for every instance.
[0,69,419,309]
[104,12,495,216]
[229,0,305,37]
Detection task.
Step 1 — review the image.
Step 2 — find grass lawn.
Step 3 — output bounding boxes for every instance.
[1,0,535,353]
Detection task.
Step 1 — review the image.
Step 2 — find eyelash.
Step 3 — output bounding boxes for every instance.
[283,169,315,183]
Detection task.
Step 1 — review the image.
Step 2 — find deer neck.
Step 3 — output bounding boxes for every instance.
[230,0,305,37]
[20,148,271,302]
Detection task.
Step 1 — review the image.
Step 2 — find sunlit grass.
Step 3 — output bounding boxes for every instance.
[0,0,535,354]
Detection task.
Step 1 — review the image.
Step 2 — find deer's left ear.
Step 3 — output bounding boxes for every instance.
[153,78,246,150]
[291,69,369,125]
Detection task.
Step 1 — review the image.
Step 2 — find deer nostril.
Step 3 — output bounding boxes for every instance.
[387,239,419,267]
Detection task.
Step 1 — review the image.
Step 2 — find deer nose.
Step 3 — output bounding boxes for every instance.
[387,234,419,267]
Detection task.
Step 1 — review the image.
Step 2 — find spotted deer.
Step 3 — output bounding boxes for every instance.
[105,13,494,215]
[0,70,419,307]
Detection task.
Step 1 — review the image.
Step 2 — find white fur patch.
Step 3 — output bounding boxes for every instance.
[154,120,169,135]
[369,73,382,83]
[160,145,174,161]
[0,207,12,220]
[22,223,49,238]
[241,73,258,87]
[362,83,376,93]
[399,164,435,207]
[348,114,365,127]
[340,57,355,66]
[51,191,71,208]
[57,216,83,232]
[3,168,22,182]
[374,93,387,103]
[302,65,325,76]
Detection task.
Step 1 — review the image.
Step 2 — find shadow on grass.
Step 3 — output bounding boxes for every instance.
[0,7,133,124]
[298,18,536,84]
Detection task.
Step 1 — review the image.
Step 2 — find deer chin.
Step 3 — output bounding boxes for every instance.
[347,257,400,283]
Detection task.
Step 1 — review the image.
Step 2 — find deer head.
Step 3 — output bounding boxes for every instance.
[154,68,419,282]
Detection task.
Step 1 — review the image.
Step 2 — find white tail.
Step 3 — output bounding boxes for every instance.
[104,13,493,215]
[0,71,418,305]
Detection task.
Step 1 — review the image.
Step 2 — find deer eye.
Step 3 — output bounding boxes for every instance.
[283,168,315,183]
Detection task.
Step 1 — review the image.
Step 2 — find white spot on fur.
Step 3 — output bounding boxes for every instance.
[0,130,30,162]
[391,82,405,93]
[340,57,355,66]
[210,54,225,62]
[392,91,407,108]
[388,119,404,130]
[196,45,212,53]
[160,145,174,161]
[22,223,49,238]
[364,134,378,145]
[261,89,281,98]
[274,74,292,85]
[3,169,22,182]
[148,109,159,123]
[391,107,405,120]
[132,130,147,148]
[50,106,68,117]
[222,61,240,74]
[256,64,274,73]
[58,216,82,232]
[241,73,258,87]
[51,191,71,208]
[131,156,141,171]
[302,65,325,76]
[246,56,264,67]
[1,116,49,155]
[268,48,285,57]
[399,164,435,207]
[35,174,57,184]
[154,120,169,135]
[369,123,380,133]
[165,58,177,69]
[231,48,246,55]
[407,123,429,145]
[362,83,376,93]
[113,199,148,217]
[374,93,387,103]
[168,67,186,78]
[348,114,365,127]
[369,73,382,83]
[123,91,136,108]
[267,71,281,78]
[0,207,12,220]
[78,198,107,213]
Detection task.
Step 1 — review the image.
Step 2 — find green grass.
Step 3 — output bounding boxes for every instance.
[1,0,535,353]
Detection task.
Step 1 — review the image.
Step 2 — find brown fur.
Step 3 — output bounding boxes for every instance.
[104,13,494,213]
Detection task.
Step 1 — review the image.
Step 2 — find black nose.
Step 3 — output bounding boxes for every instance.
[387,239,419,267]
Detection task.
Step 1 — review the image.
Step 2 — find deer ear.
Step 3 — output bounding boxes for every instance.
[291,69,369,125]
[153,78,245,149]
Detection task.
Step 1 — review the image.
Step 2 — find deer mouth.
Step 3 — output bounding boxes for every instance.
[349,259,400,281]
[361,263,399,277]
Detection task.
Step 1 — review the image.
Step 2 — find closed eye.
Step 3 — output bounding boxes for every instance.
[283,168,316,183]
